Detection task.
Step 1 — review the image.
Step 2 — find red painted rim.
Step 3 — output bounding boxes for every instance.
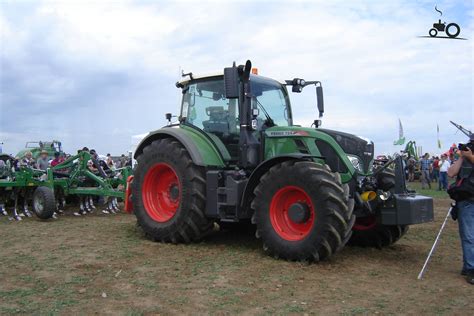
[353,215,377,231]
[269,186,315,241]
[142,163,180,222]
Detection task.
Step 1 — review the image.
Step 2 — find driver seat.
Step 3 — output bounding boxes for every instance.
[202,106,230,137]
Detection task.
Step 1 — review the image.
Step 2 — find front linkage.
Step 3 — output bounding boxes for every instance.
[349,154,434,248]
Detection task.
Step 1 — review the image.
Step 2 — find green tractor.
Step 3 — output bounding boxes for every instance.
[16,140,63,160]
[126,60,433,261]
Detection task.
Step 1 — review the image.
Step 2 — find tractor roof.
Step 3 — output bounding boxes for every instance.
[178,72,286,86]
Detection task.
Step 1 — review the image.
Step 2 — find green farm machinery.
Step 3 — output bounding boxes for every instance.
[126,60,434,261]
[0,151,131,221]
[0,140,64,164]
[18,140,63,160]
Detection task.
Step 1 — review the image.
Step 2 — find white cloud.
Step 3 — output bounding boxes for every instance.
[0,0,472,155]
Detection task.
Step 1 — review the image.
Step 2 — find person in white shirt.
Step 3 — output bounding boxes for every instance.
[438,154,451,190]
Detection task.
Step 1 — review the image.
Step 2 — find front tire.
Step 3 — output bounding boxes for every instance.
[132,139,213,243]
[251,161,354,261]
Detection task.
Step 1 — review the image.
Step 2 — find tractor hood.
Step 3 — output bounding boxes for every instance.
[264,126,374,175]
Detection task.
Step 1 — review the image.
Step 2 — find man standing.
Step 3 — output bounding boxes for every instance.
[438,154,450,190]
[36,150,50,171]
[420,153,432,189]
[448,137,474,285]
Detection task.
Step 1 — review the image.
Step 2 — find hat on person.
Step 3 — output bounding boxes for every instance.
[40,150,48,155]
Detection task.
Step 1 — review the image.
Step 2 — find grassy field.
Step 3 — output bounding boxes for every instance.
[0,187,472,315]
[407,181,452,199]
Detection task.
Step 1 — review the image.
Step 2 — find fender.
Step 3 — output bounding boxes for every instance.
[240,154,320,210]
[134,126,226,167]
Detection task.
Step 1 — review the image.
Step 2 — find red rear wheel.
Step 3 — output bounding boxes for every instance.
[269,186,315,241]
[142,163,180,222]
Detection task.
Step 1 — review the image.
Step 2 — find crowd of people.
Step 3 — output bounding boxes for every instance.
[17,148,132,173]
[405,151,458,191]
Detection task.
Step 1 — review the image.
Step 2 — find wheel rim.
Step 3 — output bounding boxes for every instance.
[429,28,437,37]
[142,163,180,222]
[353,215,377,231]
[34,194,44,213]
[269,186,315,241]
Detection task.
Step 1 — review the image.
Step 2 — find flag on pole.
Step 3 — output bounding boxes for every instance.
[437,124,442,149]
[393,118,406,145]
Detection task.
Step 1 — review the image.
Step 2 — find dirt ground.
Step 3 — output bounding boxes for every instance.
[0,196,472,315]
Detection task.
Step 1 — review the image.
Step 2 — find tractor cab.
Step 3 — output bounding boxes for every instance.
[178,73,293,162]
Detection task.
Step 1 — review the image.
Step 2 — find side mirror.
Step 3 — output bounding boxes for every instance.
[224,65,240,99]
[316,85,324,118]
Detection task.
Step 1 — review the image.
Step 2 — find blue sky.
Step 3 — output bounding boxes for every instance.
[0,0,473,156]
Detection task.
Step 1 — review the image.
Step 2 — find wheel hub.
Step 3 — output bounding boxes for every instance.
[269,186,315,241]
[288,202,310,224]
[169,184,179,201]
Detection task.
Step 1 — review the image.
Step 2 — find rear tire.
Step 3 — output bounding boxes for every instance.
[32,186,56,219]
[251,160,354,261]
[132,139,213,243]
[446,23,460,38]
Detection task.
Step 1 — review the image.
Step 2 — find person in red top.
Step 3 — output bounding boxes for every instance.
[50,152,65,167]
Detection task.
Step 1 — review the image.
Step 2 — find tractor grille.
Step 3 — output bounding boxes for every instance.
[318,129,374,173]
[315,140,348,173]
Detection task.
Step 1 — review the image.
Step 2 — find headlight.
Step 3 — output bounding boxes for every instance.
[347,155,363,172]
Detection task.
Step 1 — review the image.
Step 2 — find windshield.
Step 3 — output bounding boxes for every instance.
[250,75,292,127]
[181,75,291,134]
[182,77,239,137]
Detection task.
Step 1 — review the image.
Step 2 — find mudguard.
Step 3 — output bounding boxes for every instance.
[133,126,226,167]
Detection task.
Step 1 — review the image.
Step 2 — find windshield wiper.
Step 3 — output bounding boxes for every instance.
[255,99,275,127]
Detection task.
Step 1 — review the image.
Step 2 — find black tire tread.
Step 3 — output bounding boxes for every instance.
[32,186,56,220]
[252,160,355,262]
[348,224,409,248]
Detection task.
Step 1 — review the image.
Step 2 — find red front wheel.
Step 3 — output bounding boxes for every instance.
[252,160,354,261]
[132,139,212,243]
